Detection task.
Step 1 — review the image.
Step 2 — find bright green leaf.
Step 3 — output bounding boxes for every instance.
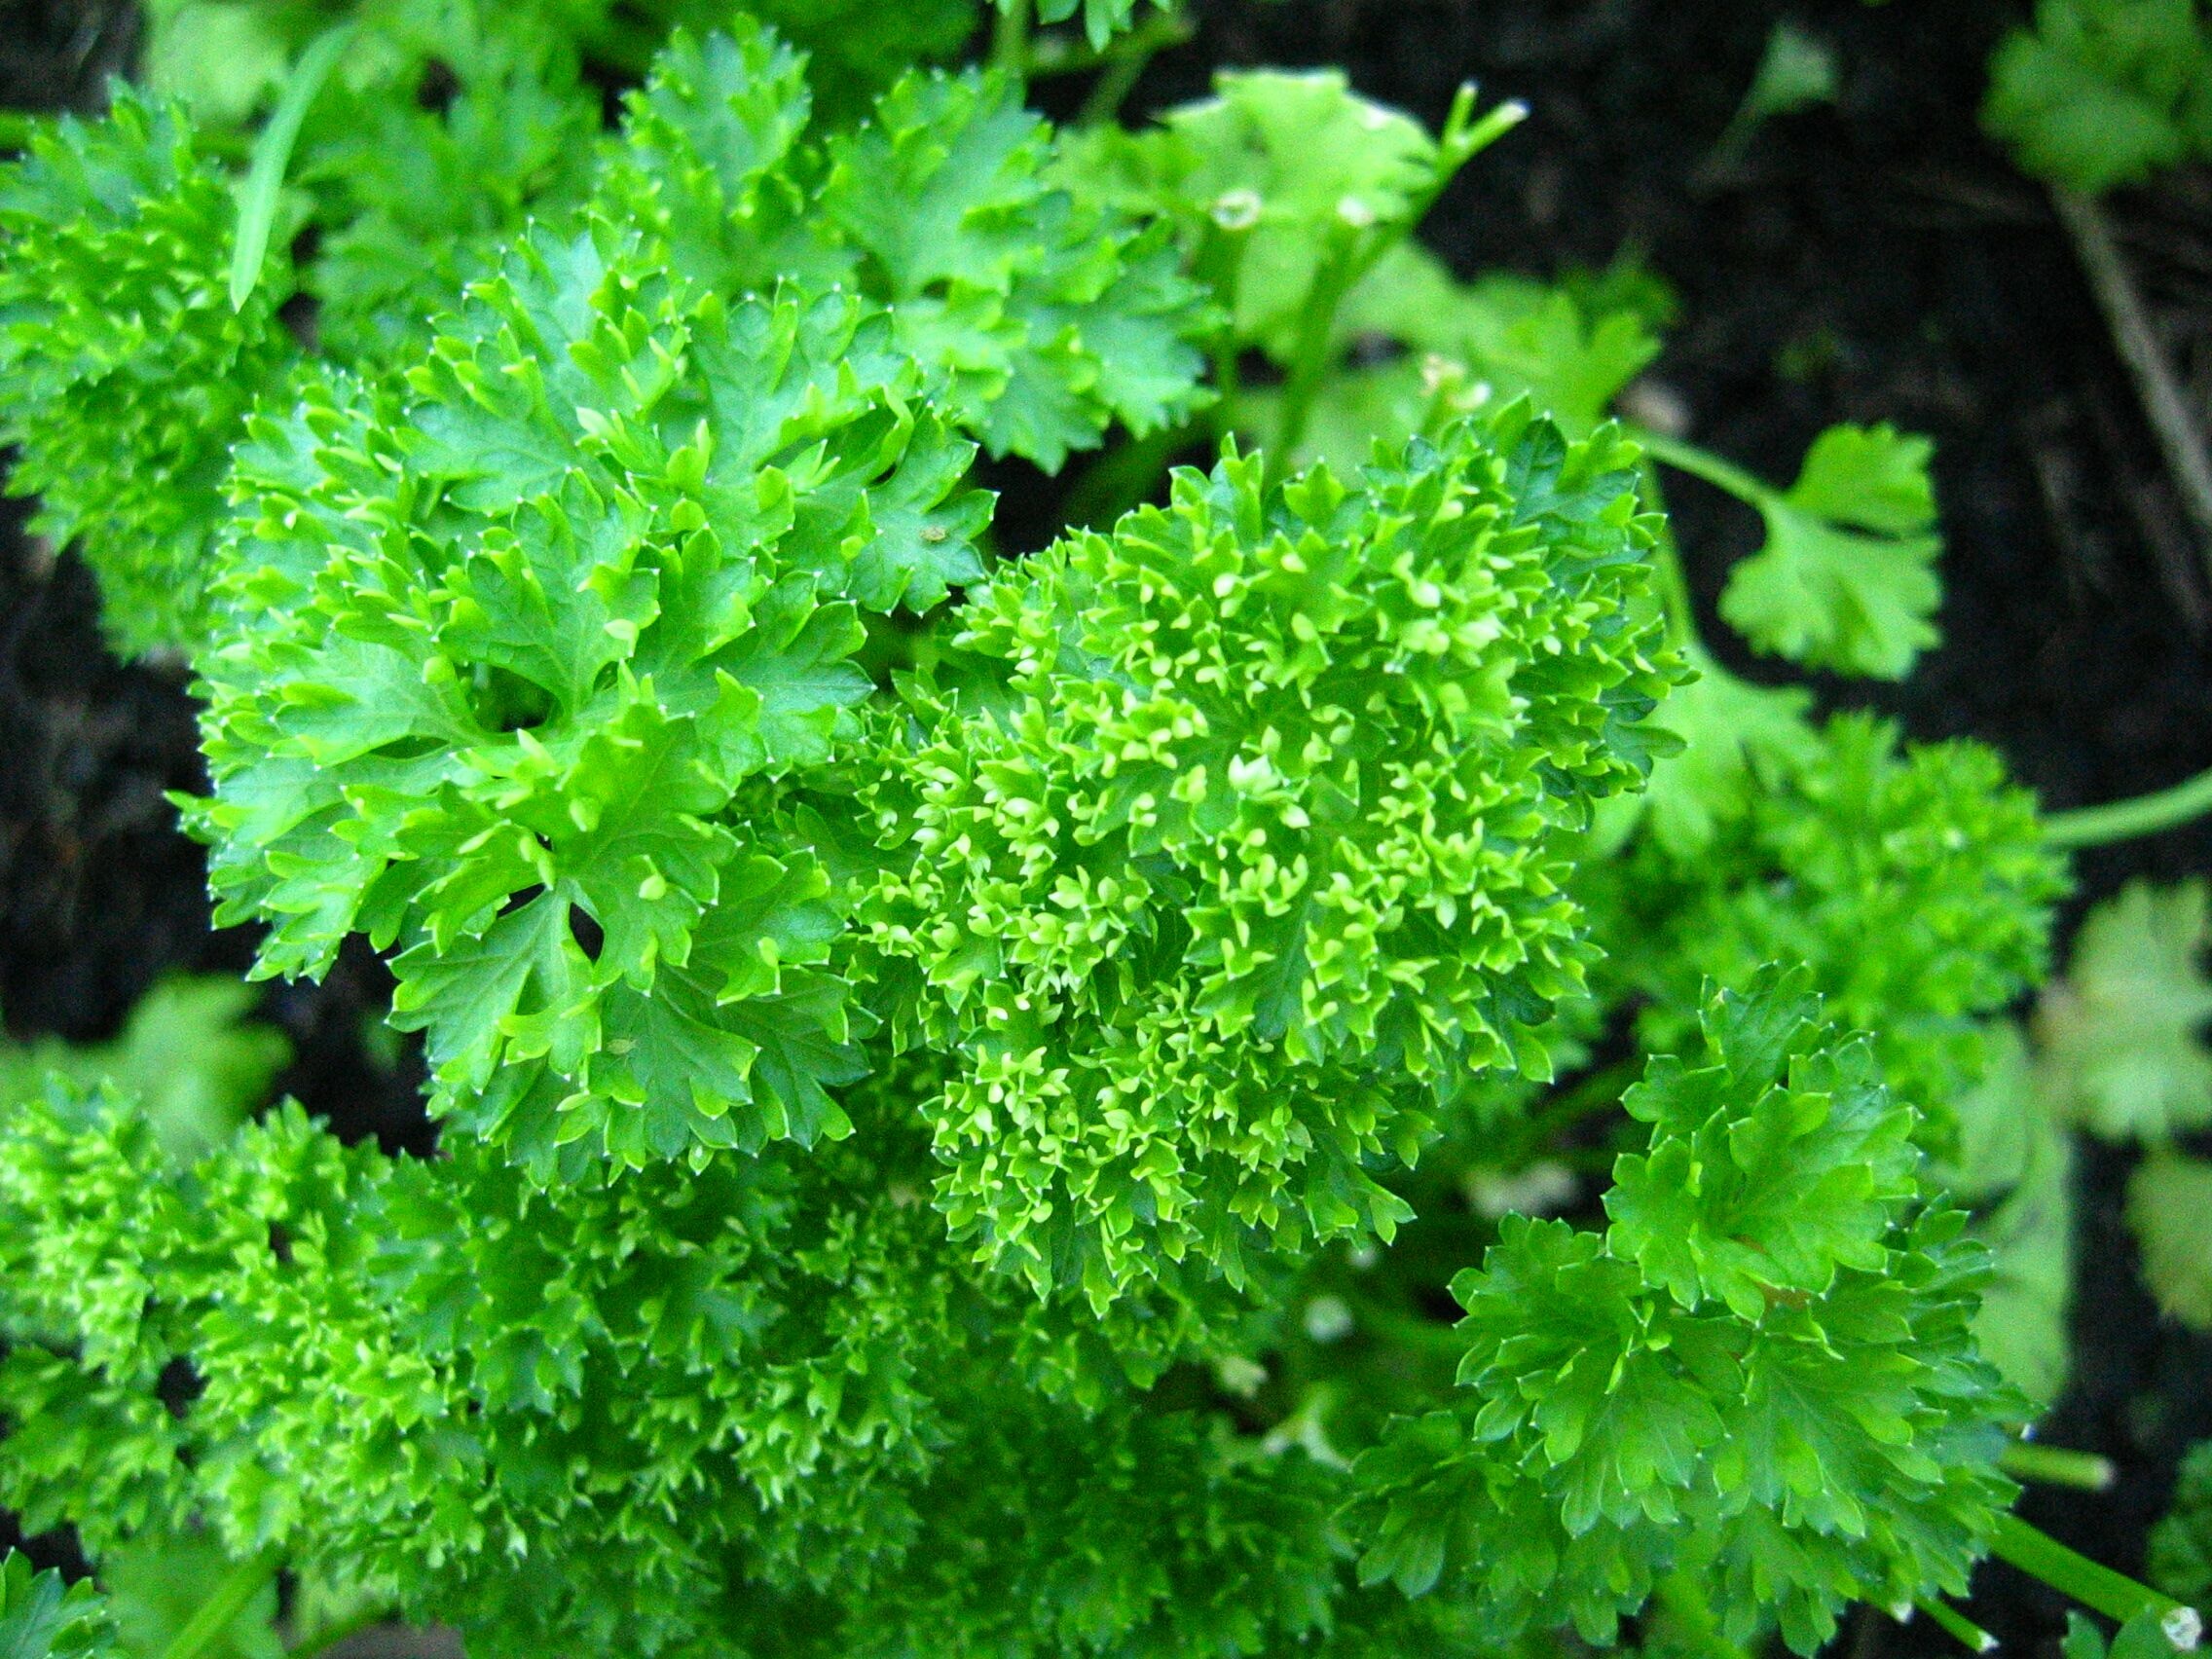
[1718,424,1943,680]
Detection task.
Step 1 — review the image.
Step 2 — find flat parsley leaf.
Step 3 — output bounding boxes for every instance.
[2036,878,2212,1141]
[1983,0,2212,192]
[1718,423,1943,680]
[2127,1152,2212,1331]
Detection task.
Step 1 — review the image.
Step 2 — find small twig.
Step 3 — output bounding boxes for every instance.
[2080,372,2212,633]
[2052,186,2212,586]
[1890,166,2044,227]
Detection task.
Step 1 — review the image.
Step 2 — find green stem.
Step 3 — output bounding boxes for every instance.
[2001,1442,2118,1491]
[1989,1514,2202,1647]
[1425,85,1531,211]
[1634,428,1776,511]
[1030,6,1189,75]
[1268,226,1363,485]
[992,0,1031,81]
[1079,40,1159,125]
[1075,9,1192,122]
[1212,336,1243,441]
[2044,762,2212,849]
[1195,220,1253,445]
[1263,86,1527,488]
[159,1550,280,1659]
[1914,1598,1999,1654]
[1635,460,1700,649]
[230,19,357,311]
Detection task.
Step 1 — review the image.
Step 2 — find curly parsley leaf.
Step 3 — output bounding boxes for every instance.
[0,1059,1352,1659]
[1606,970,1919,1319]
[188,226,982,1170]
[0,92,298,658]
[606,25,1211,472]
[290,12,605,362]
[0,977,289,1165]
[1347,970,2021,1656]
[864,406,1678,1310]
[596,24,821,302]
[1591,713,2067,1134]
[820,68,1207,468]
[0,1552,117,1659]
[2154,1440,2212,1603]
[0,4,696,659]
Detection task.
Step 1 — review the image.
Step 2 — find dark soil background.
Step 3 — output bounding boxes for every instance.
[4,0,2212,1652]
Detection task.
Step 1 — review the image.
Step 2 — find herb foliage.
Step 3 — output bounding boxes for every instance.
[0,6,2198,1657]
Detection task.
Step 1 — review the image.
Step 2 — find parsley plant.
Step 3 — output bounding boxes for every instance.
[0,5,2205,1656]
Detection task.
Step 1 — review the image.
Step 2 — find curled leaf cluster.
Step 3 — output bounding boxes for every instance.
[864,413,1676,1307]
[0,92,296,657]
[190,225,987,1170]
[604,25,1211,471]
[1588,713,2068,1128]
[0,14,2095,1659]
[1348,973,2020,1655]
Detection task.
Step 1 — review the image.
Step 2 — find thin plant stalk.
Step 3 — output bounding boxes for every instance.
[1267,88,1526,483]
[992,0,1032,81]
[157,1551,280,1659]
[1635,461,1701,648]
[1989,1514,2202,1649]
[1914,1598,1999,1654]
[1635,427,1773,510]
[2001,1442,2118,1491]
[1077,8,1193,124]
[2044,761,2212,848]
